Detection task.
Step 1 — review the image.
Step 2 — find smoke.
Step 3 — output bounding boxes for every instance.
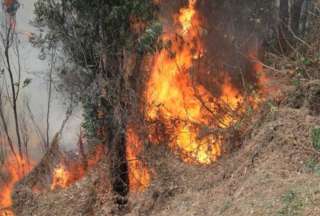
[157,0,273,99]
[0,0,82,159]
[195,0,275,95]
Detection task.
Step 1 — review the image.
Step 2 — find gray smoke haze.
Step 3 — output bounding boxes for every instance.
[4,0,82,156]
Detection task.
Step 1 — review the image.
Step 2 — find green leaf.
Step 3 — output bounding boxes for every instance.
[302,57,312,66]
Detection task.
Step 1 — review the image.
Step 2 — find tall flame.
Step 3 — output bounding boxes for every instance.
[145,0,258,164]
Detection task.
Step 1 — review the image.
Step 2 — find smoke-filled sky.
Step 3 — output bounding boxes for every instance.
[12,0,82,152]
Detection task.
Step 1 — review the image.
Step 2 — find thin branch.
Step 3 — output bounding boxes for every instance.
[25,100,46,152]
[4,25,22,157]
[46,48,56,149]
[58,97,74,137]
[0,92,16,157]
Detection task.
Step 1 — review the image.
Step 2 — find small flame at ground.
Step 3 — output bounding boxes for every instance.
[0,155,33,216]
[51,145,105,190]
[51,165,70,190]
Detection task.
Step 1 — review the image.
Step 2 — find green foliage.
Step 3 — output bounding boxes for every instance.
[282,190,296,204]
[81,96,99,138]
[291,78,301,87]
[312,127,320,151]
[305,157,320,176]
[278,190,303,216]
[301,56,312,66]
[267,100,278,113]
[33,0,161,137]
[34,0,160,60]
[138,21,162,53]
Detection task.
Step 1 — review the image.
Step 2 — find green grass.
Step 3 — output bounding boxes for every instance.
[305,157,320,176]
[312,127,320,151]
[278,190,303,216]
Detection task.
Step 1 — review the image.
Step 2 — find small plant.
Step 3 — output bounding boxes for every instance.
[305,157,320,176]
[312,127,320,151]
[301,57,312,66]
[291,78,301,87]
[219,200,231,214]
[282,190,296,203]
[278,190,303,216]
[296,68,306,76]
[267,100,278,113]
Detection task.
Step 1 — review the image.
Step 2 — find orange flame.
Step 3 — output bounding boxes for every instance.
[0,155,33,215]
[126,127,150,191]
[146,0,221,164]
[51,145,105,190]
[178,0,197,33]
[0,210,14,216]
[51,165,70,190]
[249,50,269,93]
[145,0,262,164]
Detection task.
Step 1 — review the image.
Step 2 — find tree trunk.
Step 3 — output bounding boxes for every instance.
[100,56,130,205]
[107,119,129,206]
[299,0,311,35]
[291,0,305,35]
[4,27,22,157]
[278,0,290,53]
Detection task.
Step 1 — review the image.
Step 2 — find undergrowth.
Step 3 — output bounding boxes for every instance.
[312,127,320,151]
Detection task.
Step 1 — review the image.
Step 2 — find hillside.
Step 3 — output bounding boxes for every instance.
[12,66,320,215]
[0,1,319,216]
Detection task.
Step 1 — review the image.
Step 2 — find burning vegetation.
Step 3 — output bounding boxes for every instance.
[0,0,276,214]
[50,143,105,191]
[0,155,33,216]
[0,137,105,216]
[144,0,266,165]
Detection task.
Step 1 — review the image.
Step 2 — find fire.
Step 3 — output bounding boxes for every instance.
[51,145,105,190]
[0,155,33,215]
[126,127,150,191]
[0,210,14,216]
[249,50,269,93]
[51,165,70,190]
[146,0,220,164]
[178,0,197,33]
[145,0,263,164]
